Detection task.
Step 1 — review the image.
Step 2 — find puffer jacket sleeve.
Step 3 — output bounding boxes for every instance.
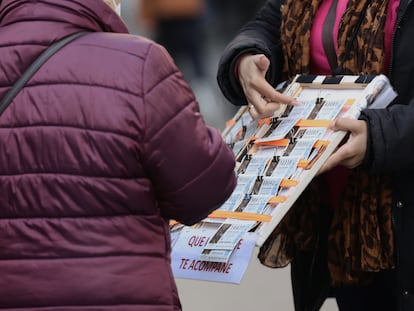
[142,42,237,226]
[360,99,414,174]
[216,0,285,106]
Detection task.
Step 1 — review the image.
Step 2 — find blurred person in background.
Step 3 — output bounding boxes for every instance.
[131,0,267,131]
[0,0,236,310]
[208,0,266,44]
[137,0,207,81]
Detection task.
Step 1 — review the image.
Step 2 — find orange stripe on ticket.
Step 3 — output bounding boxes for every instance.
[280,179,299,187]
[295,119,333,127]
[225,119,236,128]
[255,138,290,147]
[345,99,356,106]
[314,140,330,148]
[258,118,272,126]
[268,196,288,204]
[208,210,272,222]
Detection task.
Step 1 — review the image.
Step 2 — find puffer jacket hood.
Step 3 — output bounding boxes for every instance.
[0,0,237,310]
[0,0,129,89]
[0,0,129,34]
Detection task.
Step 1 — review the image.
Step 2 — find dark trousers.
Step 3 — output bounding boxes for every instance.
[155,18,205,79]
[332,270,398,311]
[291,203,398,311]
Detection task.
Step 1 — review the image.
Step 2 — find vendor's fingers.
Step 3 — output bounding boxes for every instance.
[256,54,270,72]
[330,118,362,132]
[319,149,347,174]
[248,104,260,119]
[247,93,279,118]
[252,79,298,106]
[319,141,361,174]
[248,91,268,113]
[260,86,299,106]
[260,102,284,118]
[247,101,282,119]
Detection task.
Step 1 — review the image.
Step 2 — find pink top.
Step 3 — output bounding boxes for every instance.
[310,0,400,74]
[309,0,400,207]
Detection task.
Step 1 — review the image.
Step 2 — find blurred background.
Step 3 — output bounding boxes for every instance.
[122,1,339,310]
[122,0,267,130]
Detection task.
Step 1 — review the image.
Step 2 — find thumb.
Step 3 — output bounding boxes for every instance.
[255,54,270,72]
[331,118,359,133]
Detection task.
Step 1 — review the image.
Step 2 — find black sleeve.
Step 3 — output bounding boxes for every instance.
[216,0,285,106]
[360,99,414,174]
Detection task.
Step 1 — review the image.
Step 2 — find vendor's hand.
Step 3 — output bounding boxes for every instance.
[238,54,298,119]
[318,118,368,174]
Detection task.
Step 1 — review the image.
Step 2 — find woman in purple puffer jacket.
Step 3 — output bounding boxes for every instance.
[0,0,237,310]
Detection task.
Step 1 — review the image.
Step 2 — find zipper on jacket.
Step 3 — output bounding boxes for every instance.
[391,205,399,268]
[388,0,412,268]
[387,3,412,309]
[391,202,404,309]
[388,0,413,76]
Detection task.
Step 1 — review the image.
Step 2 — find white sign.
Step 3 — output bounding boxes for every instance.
[171,225,257,284]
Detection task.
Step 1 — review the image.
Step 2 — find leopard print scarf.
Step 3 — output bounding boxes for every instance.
[259,0,395,285]
[280,0,388,77]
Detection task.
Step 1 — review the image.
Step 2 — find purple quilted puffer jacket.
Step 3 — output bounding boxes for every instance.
[0,0,236,310]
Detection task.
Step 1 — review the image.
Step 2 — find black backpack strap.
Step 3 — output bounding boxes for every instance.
[0,31,89,115]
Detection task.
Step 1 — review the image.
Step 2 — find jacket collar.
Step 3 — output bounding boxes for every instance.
[397,0,411,19]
